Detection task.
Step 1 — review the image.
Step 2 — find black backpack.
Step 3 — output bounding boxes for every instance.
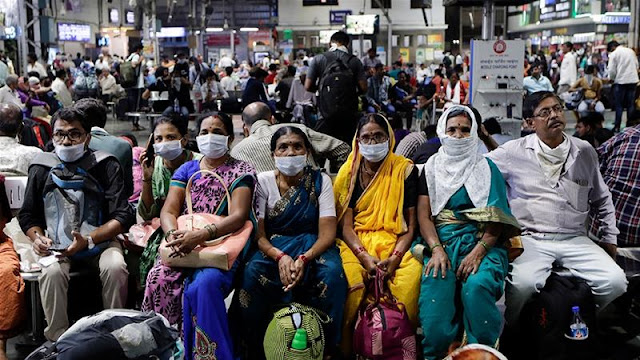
[317,51,358,119]
[503,273,597,360]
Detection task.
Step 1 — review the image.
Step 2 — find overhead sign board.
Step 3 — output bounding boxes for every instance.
[57,22,92,42]
[330,10,352,24]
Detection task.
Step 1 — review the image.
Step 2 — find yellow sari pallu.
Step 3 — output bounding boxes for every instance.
[334,122,422,354]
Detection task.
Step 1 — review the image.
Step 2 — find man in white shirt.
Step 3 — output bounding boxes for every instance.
[483,91,627,327]
[0,75,24,108]
[218,53,235,69]
[416,63,430,86]
[607,40,640,132]
[51,69,73,108]
[220,66,237,91]
[0,103,42,175]
[95,48,112,72]
[98,67,119,99]
[557,42,577,94]
[27,53,48,79]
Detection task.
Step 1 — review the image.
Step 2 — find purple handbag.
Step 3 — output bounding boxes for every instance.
[353,268,417,360]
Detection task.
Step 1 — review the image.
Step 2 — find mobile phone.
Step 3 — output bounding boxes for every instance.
[145,133,155,167]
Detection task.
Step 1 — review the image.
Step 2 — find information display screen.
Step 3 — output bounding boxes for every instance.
[345,15,378,35]
[57,23,92,42]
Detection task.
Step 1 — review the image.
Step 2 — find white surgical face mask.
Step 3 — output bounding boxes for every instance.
[153,140,184,161]
[359,140,389,163]
[196,134,228,159]
[275,155,307,176]
[55,143,86,163]
[440,135,476,156]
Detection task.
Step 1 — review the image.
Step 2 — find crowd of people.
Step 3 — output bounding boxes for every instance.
[0,30,639,360]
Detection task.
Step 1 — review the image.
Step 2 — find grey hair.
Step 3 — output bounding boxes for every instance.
[5,74,18,86]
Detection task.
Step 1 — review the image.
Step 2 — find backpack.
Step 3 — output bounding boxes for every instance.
[20,118,52,150]
[119,55,138,88]
[503,273,597,360]
[29,151,113,259]
[26,310,182,360]
[263,303,329,360]
[353,268,416,360]
[317,51,358,119]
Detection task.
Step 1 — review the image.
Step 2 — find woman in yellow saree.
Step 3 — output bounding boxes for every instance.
[333,113,422,355]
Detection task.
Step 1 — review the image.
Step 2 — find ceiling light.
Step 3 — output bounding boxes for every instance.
[206,27,224,32]
[240,27,259,32]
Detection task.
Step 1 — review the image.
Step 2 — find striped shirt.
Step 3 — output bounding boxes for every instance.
[395,131,427,159]
[230,120,351,173]
[592,126,640,246]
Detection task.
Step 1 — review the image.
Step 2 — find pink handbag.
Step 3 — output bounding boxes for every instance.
[159,170,253,270]
[353,268,417,360]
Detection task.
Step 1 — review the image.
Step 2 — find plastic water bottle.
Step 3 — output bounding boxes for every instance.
[290,328,308,350]
[173,98,180,113]
[566,306,589,340]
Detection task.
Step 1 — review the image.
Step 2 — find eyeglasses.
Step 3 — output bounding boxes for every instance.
[533,104,563,119]
[358,133,388,145]
[53,130,86,143]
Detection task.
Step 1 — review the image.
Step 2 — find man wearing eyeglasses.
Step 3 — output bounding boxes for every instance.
[481,91,627,327]
[18,107,135,341]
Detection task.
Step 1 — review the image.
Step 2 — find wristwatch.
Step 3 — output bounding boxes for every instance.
[87,235,95,250]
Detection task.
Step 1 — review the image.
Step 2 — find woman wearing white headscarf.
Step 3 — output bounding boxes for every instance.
[413,105,521,360]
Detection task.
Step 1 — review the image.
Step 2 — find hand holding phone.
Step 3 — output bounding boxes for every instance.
[145,133,155,168]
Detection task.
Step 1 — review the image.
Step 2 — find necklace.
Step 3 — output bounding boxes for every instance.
[361,161,376,177]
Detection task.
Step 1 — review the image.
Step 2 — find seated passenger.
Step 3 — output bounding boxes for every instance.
[483,91,627,327]
[569,65,605,116]
[138,115,202,285]
[592,116,640,247]
[0,175,25,360]
[230,102,350,173]
[141,112,256,359]
[18,107,134,341]
[416,105,521,359]
[333,113,422,355]
[366,63,394,114]
[237,126,347,359]
[0,103,42,175]
[76,98,134,198]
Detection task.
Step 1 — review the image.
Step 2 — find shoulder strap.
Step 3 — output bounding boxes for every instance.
[29,152,62,169]
[75,150,116,172]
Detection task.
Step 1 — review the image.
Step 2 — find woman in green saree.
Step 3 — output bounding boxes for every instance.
[415,105,521,360]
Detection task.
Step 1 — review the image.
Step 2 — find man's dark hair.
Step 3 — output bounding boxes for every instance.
[242,102,272,126]
[585,65,596,75]
[74,98,108,128]
[225,66,233,76]
[52,107,90,133]
[394,61,402,67]
[76,52,81,58]
[607,40,620,53]
[55,69,66,79]
[268,64,278,71]
[523,91,561,120]
[0,104,24,138]
[578,112,604,128]
[483,117,502,135]
[330,31,350,46]
[287,65,296,77]
[374,63,384,70]
[563,41,573,50]
[27,53,37,62]
[132,44,143,53]
[249,67,268,79]
[424,125,437,139]
[434,69,443,77]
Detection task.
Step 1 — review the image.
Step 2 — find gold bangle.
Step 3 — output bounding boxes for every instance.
[479,240,490,251]
[429,243,442,251]
[205,224,218,239]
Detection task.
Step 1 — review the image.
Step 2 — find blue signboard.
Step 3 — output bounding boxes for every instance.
[601,15,631,24]
[330,10,352,24]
